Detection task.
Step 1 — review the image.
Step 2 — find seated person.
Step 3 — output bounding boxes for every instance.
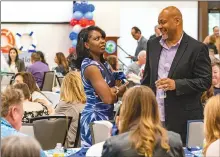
[1,135,42,157]
[212,60,220,95]
[203,95,220,157]
[149,25,161,40]
[7,48,25,73]
[125,50,146,76]
[201,86,214,107]
[207,34,218,56]
[125,50,146,87]
[55,71,86,147]
[106,55,119,72]
[54,52,69,76]
[36,51,48,66]
[14,72,53,114]
[102,85,184,157]
[106,55,128,88]
[1,86,46,157]
[27,52,49,88]
[13,83,49,123]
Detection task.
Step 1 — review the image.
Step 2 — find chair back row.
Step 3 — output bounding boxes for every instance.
[20,115,76,150]
[186,120,204,147]
[41,71,64,91]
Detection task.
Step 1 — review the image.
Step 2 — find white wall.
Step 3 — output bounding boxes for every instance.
[117,1,198,66]
[1,1,73,22]
[1,1,198,67]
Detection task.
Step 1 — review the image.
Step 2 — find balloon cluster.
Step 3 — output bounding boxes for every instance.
[69,1,96,54]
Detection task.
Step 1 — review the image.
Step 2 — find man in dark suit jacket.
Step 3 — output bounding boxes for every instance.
[130,26,148,61]
[142,6,212,144]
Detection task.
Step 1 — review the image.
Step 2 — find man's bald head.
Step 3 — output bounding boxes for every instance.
[158,6,183,41]
[161,6,183,21]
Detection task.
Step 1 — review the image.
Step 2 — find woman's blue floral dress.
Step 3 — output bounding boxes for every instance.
[80,58,115,147]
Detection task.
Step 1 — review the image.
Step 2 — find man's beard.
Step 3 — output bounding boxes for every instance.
[161,33,168,40]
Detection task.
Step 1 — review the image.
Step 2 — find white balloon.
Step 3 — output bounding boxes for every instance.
[72,25,82,34]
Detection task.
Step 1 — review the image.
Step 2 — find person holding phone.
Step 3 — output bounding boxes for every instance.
[75,26,128,147]
[141,6,211,144]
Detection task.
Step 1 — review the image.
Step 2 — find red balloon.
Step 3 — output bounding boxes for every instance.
[70,19,78,26]
[79,18,89,27]
[69,47,75,54]
[88,20,95,26]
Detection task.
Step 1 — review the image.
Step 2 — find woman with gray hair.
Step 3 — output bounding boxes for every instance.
[1,135,42,157]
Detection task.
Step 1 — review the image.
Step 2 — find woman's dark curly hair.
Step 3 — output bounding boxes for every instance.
[75,26,106,69]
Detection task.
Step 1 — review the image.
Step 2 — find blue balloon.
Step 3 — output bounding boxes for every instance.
[73,3,80,12]
[69,32,78,40]
[73,11,83,20]
[84,12,93,20]
[72,39,77,47]
[81,3,89,14]
[88,4,95,12]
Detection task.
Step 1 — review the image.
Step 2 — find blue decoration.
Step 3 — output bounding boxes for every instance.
[84,12,93,20]
[81,3,89,14]
[73,11,83,20]
[73,3,80,12]
[73,2,95,14]
[105,40,116,54]
[69,32,78,40]
[72,39,77,47]
[88,4,95,12]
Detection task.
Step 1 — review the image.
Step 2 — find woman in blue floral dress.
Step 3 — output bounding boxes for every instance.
[75,26,128,147]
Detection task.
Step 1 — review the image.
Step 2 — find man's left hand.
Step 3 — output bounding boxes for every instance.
[155,78,176,91]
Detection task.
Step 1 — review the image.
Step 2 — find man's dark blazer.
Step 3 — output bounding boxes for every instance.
[133,36,148,61]
[149,34,157,40]
[141,32,212,144]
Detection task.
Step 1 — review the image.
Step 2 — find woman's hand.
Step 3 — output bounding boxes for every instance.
[117,82,129,97]
[34,98,54,114]
[115,80,122,87]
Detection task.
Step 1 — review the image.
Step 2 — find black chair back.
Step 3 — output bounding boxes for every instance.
[29,115,72,150]
[56,76,64,87]
[41,71,55,91]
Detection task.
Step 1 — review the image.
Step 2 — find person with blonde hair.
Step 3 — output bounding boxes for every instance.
[102,86,184,157]
[203,95,220,157]
[55,71,86,147]
[1,135,42,157]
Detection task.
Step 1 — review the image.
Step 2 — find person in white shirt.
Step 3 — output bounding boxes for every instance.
[203,95,220,157]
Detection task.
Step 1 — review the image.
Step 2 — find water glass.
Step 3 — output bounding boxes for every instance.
[157,88,167,99]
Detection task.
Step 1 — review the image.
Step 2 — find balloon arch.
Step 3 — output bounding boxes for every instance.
[69,1,95,54]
